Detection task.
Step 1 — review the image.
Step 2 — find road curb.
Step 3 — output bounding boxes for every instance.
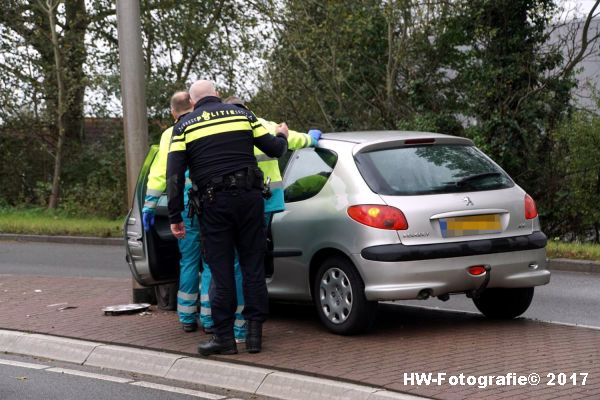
[165,357,273,394]
[0,329,427,400]
[255,371,424,400]
[85,345,182,377]
[547,258,600,274]
[9,333,101,364]
[0,233,121,246]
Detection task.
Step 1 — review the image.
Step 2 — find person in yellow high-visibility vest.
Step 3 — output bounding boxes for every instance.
[142,92,244,339]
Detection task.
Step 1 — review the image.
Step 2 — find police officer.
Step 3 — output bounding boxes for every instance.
[167,80,288,356]
[195,96,321,339]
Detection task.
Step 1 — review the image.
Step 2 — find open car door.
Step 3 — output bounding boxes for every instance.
[124,146,180,286]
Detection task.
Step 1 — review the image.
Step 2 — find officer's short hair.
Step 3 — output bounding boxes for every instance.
[170,91,191,114]
[223,96,248,110]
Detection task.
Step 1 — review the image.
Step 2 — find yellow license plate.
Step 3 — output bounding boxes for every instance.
[439,214,501,238]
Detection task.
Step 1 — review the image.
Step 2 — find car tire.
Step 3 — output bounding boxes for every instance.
[472,287,534,319]
[313,256,377,335]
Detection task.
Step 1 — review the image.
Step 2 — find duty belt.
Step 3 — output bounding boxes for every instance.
[194,167,266,204]
[208,169,252,191]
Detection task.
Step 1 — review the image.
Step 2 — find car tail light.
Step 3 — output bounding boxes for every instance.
[347,205,408,230]
[467,265,487,276]
[524,194,538,220]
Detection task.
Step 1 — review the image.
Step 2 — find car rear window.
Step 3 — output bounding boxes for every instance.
[355,144,514,195]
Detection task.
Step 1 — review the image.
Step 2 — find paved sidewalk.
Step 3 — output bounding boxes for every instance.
[0,274,598,400]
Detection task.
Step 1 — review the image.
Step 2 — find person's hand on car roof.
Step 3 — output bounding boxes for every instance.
[308,129,322,144]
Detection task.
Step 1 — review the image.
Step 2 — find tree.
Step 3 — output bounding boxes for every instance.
[1,0,258,210]
[441,1,600,183]
[443,1,571,174]
[249,0,461,133]
[38,0,66,209]
[550,111,600,240]
[87,0,264,136]
[0,0,90,208]
[250,0,389,131]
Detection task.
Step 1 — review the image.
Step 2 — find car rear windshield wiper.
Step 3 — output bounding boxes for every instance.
[456,172,503,186]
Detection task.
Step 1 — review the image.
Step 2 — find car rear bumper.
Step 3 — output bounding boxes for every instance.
[361,231,547,262]
[353,246,550,301]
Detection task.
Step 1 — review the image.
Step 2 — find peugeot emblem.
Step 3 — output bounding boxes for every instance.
[463,196,474,206]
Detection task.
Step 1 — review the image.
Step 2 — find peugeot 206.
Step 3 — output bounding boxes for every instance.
[124,131,550,335]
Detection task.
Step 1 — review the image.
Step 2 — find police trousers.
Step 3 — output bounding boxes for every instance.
[200,254,246,340]
[200,188,268,338]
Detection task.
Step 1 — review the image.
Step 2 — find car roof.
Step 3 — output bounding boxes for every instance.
[321,130,465,144]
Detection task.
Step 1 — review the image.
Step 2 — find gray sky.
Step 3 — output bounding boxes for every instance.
[563,0,599,16]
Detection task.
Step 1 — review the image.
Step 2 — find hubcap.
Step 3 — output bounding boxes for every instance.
[319,267,353,324]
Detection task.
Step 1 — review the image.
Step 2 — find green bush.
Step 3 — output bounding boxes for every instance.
[0,127,128,219]
[59,131,128,218]
[542,111,600,241]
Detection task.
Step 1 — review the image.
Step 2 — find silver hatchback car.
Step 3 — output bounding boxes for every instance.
[125,131,550,335]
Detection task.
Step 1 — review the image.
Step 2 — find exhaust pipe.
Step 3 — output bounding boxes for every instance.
[438,293,450,302]
[417,289,432,300]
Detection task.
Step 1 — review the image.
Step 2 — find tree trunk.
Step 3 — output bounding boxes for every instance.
[42,0,66,209]
[63,0,88,141]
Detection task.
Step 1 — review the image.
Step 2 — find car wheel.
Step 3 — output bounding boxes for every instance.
[313,256,376,335]
[473,287,534,319]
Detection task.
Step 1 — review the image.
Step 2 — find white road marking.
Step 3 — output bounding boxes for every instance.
[47,367,134,383]
[1,358,233,399]
[0,359,49,369]
[130,381,226,399]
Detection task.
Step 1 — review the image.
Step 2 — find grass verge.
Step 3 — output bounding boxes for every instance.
[0,208,123,238]
[546,240,600,262]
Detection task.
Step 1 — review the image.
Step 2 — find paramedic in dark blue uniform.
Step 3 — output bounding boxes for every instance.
[166,80,288,356]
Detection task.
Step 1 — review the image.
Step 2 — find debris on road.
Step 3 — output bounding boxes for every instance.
[26,303,78,318]
[47,302,68,308]
[102,303,151,316]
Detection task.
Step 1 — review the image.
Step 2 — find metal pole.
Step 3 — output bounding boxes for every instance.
[116,0,148,201]
[116,0,153,303]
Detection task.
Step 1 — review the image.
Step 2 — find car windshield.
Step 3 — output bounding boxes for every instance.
[355,144,514,195]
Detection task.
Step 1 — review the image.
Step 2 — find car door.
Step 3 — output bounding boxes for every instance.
[124,146,180,286]
[268,147,338,300]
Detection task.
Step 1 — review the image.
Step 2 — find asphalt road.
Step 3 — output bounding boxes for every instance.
[392,269,600,328]
[0,240,598,328]
[0,241,129,278]
[0,353,266,400]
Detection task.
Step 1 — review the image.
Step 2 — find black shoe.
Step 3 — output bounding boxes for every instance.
[182,322,197,333]
[202,326,214,334]
[198,336,238,356]
[246,320,263,354]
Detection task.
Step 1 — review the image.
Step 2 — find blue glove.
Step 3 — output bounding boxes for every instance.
[308,129,322,144]
[142,211,155,232]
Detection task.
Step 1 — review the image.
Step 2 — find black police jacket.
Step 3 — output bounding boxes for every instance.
[166,96,288,224]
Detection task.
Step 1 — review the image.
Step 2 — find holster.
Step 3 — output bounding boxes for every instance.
[187,185,203,218]
[249,166,265,191]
